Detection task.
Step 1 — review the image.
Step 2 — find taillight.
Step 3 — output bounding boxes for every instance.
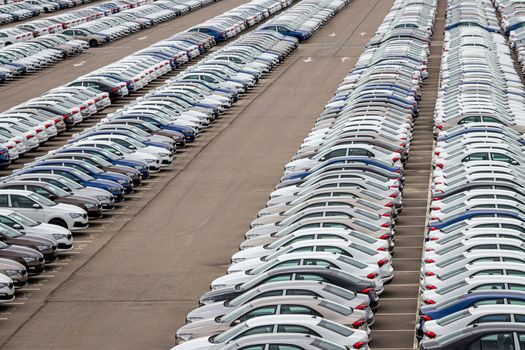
[377,247,386,251]
[426,285,437,290]
[385,202,393,207]
[355,304,368,310]
[425,248,435,252]
[352,319,366,329]
[432,207,441,211]
[45,123,52,128]
[423,299,436,305]
[381,223,390,228]
[377,259,388,267]
[437,125,443,130]
[421,315,432,321]
[360,288,374,294]
[379,234,390,240]
[393,157,400,162]
[435,151,440,155]
[6,145,13,149]
[382,213,391,217]
[26,135,33,139]
[367,273,378,279]
[113,87,119,92]
[424,259,435,263]
[436,163,444,169]
[353,341,367,349]
[35,129,42,133]
[13,140,20,144]
[424,331,437,338]
[389,193,397,198]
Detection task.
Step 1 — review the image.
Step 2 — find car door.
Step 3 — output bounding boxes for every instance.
[9,194,46,223]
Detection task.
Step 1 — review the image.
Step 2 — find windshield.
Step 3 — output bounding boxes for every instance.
[220,303,251,322]
[56,176,83,190]
[0,223,21,238]
[44,183,71,197]
[68,168,94,181]
[229,288,261,307]
[28,192,57,206]
[8,212,38,227]
[212,323,249,343]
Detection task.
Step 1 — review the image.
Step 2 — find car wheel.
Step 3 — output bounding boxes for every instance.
[89,39,98,48]
[49,218,68,229]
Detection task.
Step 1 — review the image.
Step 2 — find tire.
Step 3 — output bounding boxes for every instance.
[89,39,98,47]
[49,218,68,229]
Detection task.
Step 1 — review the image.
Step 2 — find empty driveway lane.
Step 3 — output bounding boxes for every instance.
[0,0,248,111]
[0,0,394,348]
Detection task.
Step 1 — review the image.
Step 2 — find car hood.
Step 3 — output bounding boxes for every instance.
[177,319,226,341]
[186,302,229,323]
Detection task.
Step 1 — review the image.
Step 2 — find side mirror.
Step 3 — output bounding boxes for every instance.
[319,156,326,161]
[511,160,519,165]
[32,203,41,209]
[49,195,57,201]
[13,224,22,229]
[63,187,71,192]
[128,145,136,150]
[231,319,241,326]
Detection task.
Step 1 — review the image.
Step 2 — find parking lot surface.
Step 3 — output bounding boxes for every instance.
[0,0,400,348]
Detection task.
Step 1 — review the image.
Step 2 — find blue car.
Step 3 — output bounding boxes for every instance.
[0,146,10,168]
[52,147,150,179]
[188,26,228,42]
[417,290,525,339]
[429,210,525,230]
[31,160,133,193]
[281,156,403,181]
[14,166,126,201]
[259,26,310,41]
[109,113,196,142]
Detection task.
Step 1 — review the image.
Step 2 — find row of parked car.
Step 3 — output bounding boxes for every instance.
[0,0,217,84]
[497,0,525,77]
[0,0,96,25]
[0,0,300,310]
[170,0,437,349]
[0,0,292,167]
[417,0,525,349]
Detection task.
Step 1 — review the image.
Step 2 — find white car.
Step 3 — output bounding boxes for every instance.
[0,273,14,303]
[172,315,369,350]
[0,209,73,251]
[0,189,88,231]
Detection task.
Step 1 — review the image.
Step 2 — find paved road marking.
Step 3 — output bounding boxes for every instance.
[340,57,349,62]
[138,35,148,40]
[303,57,313,63]
[73,61,86,67]
[329,32,336,36]
[360,32,367,36]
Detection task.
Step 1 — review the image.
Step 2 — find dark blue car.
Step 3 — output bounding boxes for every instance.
[14,166,126,201]
[52,146,150,179]
[429,210,525,230]
[31,160,133,193]
[109,113,196,142]
[417,290,525,339]
[281,156,402,181]
[0,147,10,168]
